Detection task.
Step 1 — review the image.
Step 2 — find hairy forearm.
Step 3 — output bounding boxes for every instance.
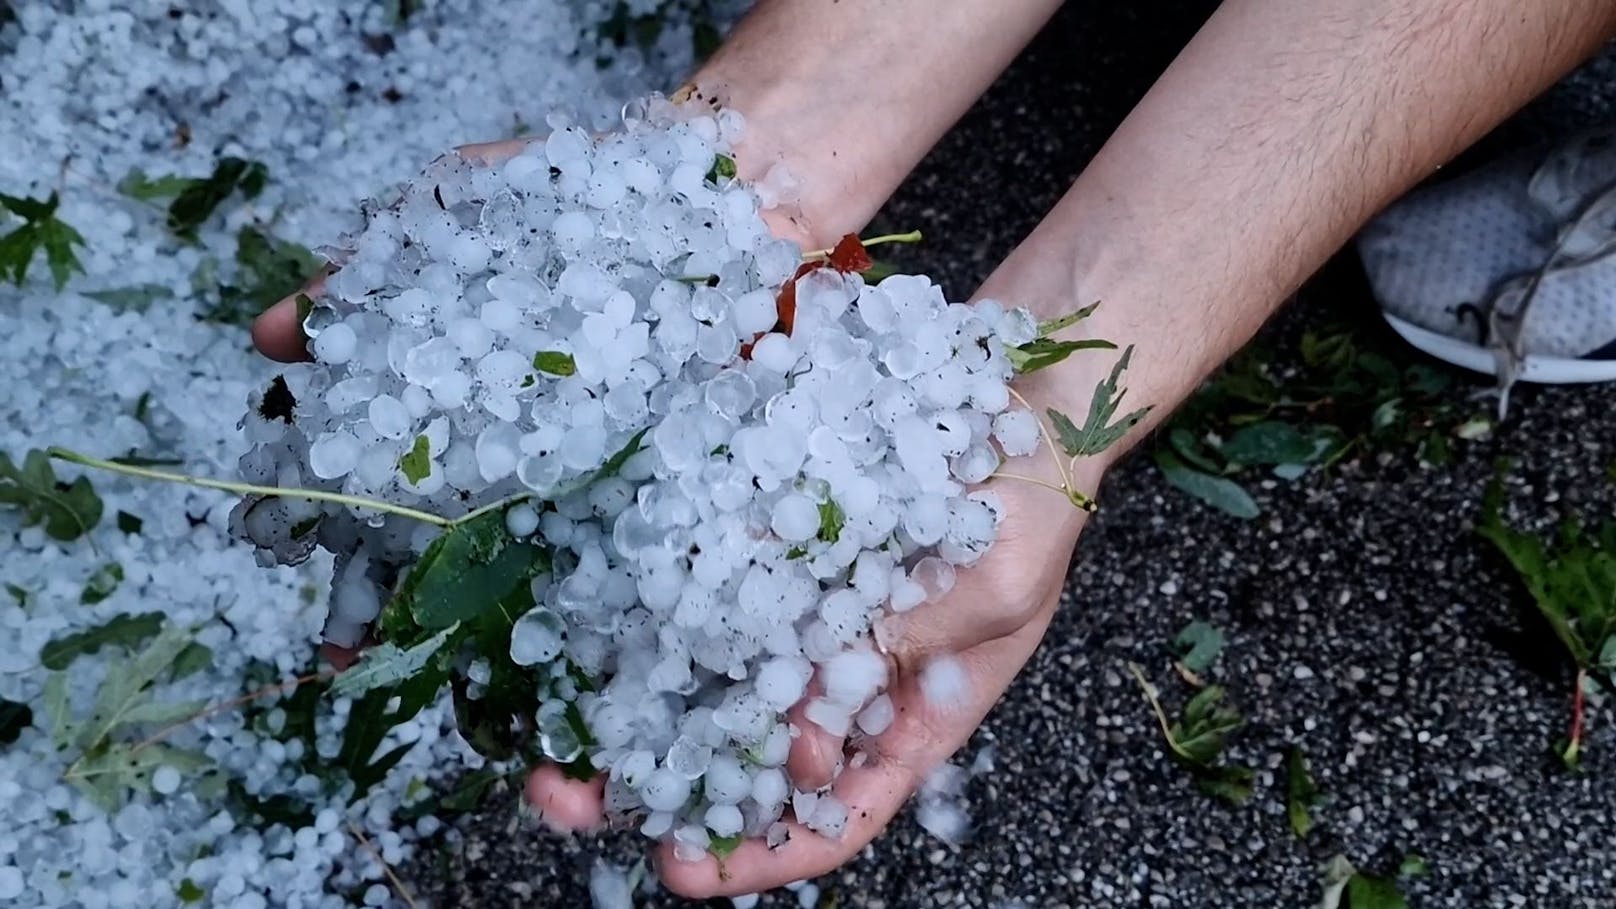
[994,0,1616,465]
[685,0,1062,247]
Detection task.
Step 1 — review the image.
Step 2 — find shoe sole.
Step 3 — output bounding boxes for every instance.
[1383,312,1616,384]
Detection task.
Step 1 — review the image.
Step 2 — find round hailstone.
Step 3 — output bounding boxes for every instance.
[919,654,971,711]
[505,503,541,538]
[510,608,565,665]
[151,765,182,796]
[0,866,24,900]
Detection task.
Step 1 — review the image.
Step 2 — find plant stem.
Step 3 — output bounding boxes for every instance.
[802,229,924,259]
[347,820,421,909]
[129,669,337,755]
[48,447,453,527]
[1126,661,1194,764]
[1006,386,1077,495]
[987,472,1071,497]
[1569,667,1587,764]
[451,492,532,527]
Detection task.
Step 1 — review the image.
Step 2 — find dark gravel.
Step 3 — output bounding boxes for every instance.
[407,4,1616,906]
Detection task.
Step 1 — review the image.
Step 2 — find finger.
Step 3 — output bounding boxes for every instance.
[525,764,606,833]
[784,675,845,790]
[251,140,532,362]
[878,486,1079,664]
[251,290,315,362]
[656,757,918,898]
[664,610,1058,898]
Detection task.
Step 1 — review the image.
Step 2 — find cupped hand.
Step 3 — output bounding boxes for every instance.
[250,132,1102,899]
[529,428,1094,897]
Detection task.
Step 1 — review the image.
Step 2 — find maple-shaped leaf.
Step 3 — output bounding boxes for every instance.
[0,191,87,290]
[827,233,873,273]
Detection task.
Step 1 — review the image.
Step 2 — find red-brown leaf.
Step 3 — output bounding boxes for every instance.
[827,233,873,273]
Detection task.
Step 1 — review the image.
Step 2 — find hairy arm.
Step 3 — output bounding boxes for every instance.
[650,0,1616,896]
[1005,0,1616,439]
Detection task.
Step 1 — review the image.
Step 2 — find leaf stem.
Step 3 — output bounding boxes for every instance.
[129,669,337,755]
[48,447,453,527]
[1006,386,1076,494]
[451,493,532,528]
[802,229,924,259]
[987,472,1071,497]
[347,820,421,909]
[1568,667,1587,765]
[1126,661,1195,765]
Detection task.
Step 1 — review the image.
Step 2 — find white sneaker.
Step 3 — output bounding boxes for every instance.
[1356,127,1616,407]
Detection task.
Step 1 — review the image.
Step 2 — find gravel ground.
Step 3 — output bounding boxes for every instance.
[408,4,1616,906]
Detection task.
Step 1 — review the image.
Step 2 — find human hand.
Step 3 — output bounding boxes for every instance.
[525,412,1100,896]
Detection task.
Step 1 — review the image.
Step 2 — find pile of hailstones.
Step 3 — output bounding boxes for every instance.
[235,99,1049,858]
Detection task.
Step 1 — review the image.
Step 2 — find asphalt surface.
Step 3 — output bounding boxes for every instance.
[407,4,1616,906]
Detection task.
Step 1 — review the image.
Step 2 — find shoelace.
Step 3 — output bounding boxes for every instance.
[1484,131,1616,417]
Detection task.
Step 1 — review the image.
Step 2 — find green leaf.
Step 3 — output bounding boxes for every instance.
[117,697,207,727]
[1170,685,1244,765]
[338,667,446,796]
[1173,620,1225,674]
[818,498,845,545]
[39,612,164,671]
[5,583,26,605]
[42,217,88,291]
[115,510,143,534]
[0,191,85,290]
[595,426,650,482]
[532,350,577,376]
[1047,345,1152,459]
[1345,872,1409,909]
[705,154,737,184]
[170,642,215,681]
[332,621,461,697]
[399,435,432,484]
[66,743,208,810]
[1192,764,1255,805]
[1154,451,1260,519]
[227,777,316,829]
[1397,853,1429,879]
[205,226,320,325]
[1167,428,1227,476]
[116,169,196,201]
[0,449,104,540]
[862,260,903,282]
[1286,746,1321,838]
[86,284,170,312]
[76,625,195,749]
[165,157,270,237]
[1131,664,1253,805]
[80,561,124,605]
[0,697,32,746]
[390,511,550,632]
[1478,481,1616,669]
[1036,302,1100,337]
[42,673,71,750]
[708,832,743,859]
[1007,337,1117,375]
[177,879,207,903]
[436,767,506,814]
[1219,421,1318,466]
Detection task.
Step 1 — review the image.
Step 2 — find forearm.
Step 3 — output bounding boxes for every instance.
[1003,0,1616,466]
[685,0,1063,247]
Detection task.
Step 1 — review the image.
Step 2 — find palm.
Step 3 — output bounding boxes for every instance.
[530,469,1089,898]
